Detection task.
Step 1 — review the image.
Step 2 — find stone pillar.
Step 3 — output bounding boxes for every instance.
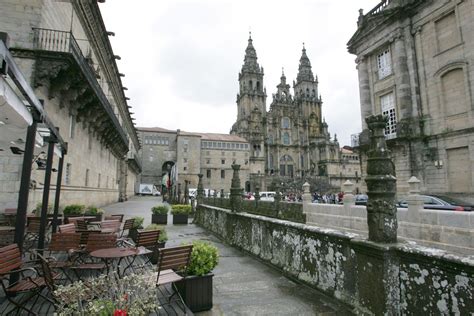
[342,180,355,206]
[254,185,260,202]
[393,36,412,119]
[184,180,189,205]
[365,115,398,243]
[230,164,243,212]
[406,176,422,222]
[197,174,204,206]
[118,157,128,202]
[356,57,371,130]
[302,182,311,205]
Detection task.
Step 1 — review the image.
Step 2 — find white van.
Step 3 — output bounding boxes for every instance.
[259,191,276,202]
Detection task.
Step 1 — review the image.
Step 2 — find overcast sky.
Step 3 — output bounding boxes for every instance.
[100,0,380,146]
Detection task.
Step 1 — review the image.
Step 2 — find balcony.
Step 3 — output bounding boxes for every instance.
[11,28,129,156]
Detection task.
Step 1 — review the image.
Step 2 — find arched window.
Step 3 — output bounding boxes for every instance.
[279,155,294,177]
[269,154,274,168]
[306,88,310,97]
[282,132,290,145]
[268,134,273,144]
[249,80,253,90]
[256,81,260,91]
[281,117,290,129]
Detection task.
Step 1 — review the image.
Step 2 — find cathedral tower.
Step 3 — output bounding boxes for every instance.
[231,34,266,188]
[293,45,323,141]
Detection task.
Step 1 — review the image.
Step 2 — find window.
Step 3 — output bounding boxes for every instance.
[377,48,392,79]
[184,166,187,171]
[221,159,225,164]
[98,173,101,188]
[221,170,225,179]
[206,159,210,164]
[206,170,211,178]
[69,115,75,139]
[442,68,467,118]
[65,163,72,185]
[85,169,90,187]
[281,117,290,129]
[436,12,459,53]
[282,132,290,145]
[380,92,397,138]
[268,135,273,144]
[231,143,235,149]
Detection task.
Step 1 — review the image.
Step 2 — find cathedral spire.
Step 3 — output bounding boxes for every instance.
[242,33,261,73]
[297,43,314,83]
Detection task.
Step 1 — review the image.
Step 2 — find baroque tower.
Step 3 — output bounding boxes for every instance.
[231,34,266,185]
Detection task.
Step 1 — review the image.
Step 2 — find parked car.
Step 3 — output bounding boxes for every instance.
[396,195,472,211]
[355,194,368,206]
[259,191,276,202]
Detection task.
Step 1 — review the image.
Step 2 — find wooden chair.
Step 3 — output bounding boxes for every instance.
[58,223,76,233]
[0,244,56,314]
[123,230,160,273]
[156,245,193,286]
[99,220,121,233]
[24,216,49,250]
[155,245,193,310]
[0,229,14,247]
[71,233,117,279]
[120,218,135,238]
[39,233,81,282]
[74,219,88,231]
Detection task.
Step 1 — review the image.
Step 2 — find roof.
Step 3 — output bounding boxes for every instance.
[136,126,176,133]
[179,131,248,142]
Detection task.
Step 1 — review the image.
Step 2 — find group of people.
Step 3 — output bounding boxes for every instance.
[312,192,344,204]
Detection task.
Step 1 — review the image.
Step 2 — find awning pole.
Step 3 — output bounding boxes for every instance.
[37,139,55,253]
[52,153,65,233]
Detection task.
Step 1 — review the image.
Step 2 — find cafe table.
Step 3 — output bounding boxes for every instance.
[90,247,139,276]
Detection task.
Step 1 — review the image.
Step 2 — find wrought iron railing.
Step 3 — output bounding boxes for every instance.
[32,28,128,147]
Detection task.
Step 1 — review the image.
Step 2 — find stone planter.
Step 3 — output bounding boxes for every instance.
[152,214,168,225]
[175,273,214,312]
[172,214,188,224]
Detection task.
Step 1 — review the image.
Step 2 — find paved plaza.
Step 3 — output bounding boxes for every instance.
[103,196,353,315]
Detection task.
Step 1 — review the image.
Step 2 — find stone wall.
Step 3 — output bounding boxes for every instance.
[196,205,474,315]
[304,203,474,255]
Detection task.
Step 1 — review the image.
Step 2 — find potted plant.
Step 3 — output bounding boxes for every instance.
[171,204,191,224]
[129,216,144,242]
[144,224,168,264]
[84,206,104,222]
[62,204,86,223]
[151,205,168,224]
[176,241,219,312]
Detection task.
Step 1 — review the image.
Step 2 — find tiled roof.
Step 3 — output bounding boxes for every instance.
[137,127,248,143]
[136,127,175,133]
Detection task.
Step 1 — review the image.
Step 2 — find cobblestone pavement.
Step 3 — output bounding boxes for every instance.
[103,196,353,316]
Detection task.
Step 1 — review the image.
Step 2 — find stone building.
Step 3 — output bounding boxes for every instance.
[0,0,140,211]
[231,36,343,192]
[137,128,250,194]
[348,0,474,200]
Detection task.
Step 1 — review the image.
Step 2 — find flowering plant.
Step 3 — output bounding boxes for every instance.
[54,271,159,315]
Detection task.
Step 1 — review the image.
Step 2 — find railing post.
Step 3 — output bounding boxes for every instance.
[406,176,422,222]
[365,114,398,243]
[342,180,355,206]
[230,164,243,212]
[302,182,311,205]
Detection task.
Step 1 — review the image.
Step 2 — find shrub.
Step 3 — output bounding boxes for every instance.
[151,205,168,215]
[187,241,219,276]
[171,204,192,215]
[63,204,86,215]
[85,206,104,215]
[131,216,144,229]
[144,224,168,242]
[33,202,53,215]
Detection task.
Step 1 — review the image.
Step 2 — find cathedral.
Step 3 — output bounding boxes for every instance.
[231,35,342,192]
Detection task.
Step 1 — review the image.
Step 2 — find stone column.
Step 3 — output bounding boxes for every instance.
[342,180,355,206]
[406,176,422,222]
[393,35,412,119]
[356,57,372,130]
[197,174,204,206]
[365,114,398,243]
[230,164,243,212]
[302,182,312,205]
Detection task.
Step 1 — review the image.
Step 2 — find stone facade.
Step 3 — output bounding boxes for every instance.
[348,0,474,201]
[0,0,140,210]
[137,128,250,194]
[231,36,355,192]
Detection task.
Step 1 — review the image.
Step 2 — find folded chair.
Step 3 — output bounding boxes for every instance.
[0,244,57,315]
